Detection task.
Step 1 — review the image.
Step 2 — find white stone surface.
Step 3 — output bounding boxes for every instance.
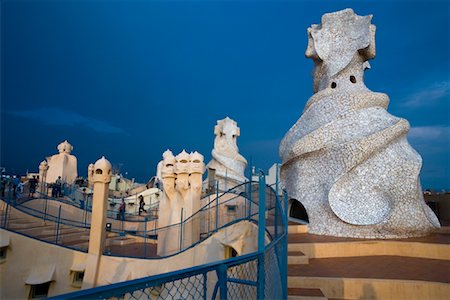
[87,163,94,187]
[38,160,49,185]
[84,156,112,288]
[157,149,206,256]
[206,117,247,190]
[0,219,260,297]
[280,9,440,238]
[44,140,78,184]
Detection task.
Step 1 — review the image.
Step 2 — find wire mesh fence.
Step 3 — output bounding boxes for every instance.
[227,259,258,299]
[1,173,288,299]
[45,174,288,300]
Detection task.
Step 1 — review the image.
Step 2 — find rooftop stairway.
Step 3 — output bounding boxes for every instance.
[287,223,450,300]
[0,203,148,255]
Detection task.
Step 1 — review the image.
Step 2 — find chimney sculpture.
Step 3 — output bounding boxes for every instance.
[280,9,440,238]
[157,150,205,256]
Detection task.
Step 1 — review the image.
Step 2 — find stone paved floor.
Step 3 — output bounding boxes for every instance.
[107,242,159,258]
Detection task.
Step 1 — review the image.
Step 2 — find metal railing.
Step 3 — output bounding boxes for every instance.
[47,173,288,300]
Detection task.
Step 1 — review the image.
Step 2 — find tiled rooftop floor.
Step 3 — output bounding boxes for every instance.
[106,242,159,258]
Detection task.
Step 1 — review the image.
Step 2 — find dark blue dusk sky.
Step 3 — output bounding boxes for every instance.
[1,0,449,190]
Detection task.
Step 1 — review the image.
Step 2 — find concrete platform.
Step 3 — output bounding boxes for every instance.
[106,242,159,258]
[289,251,309,264]
[110,237,137,246]
[288,288,327,300]
[289,233,450,260]
[288,230,450,299]
[289,224,309,234]
[289,256,450,283]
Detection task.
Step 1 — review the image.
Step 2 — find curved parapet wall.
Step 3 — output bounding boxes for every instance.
[0,220,260,298]
[280,9,440,238]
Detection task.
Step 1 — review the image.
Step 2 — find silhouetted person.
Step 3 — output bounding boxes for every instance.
[0,178,5,198]
[138,195,147,216]
[55,176,62,197]
[28,176,38,198]
[12,175,19,198]
[118,198,126,220]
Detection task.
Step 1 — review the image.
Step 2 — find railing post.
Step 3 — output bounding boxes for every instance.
[248,158,253,220]
[207,195,211,233]
[7,185,11,205]
[121,207,125,235]
[144,217,148,258]
[243,185,247,219]
[215,181,219,230]
[274,201,279,239]
[3,202,9,228]
[82,190,86,228]
[84,196,88,228]
[282,190,289,300]
[283,190,288,233]
[257,172,266,300]
[202,272,207,300]
[43,189,49,223]
[179,208,184,251]
[248,183,252,220]
[275,163,279,196]
[257,173,266,251]
[275,164,279,239]
[55,205,62,244]
[217,264,228,300]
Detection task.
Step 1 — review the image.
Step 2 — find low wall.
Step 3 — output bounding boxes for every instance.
[289,276,450,300]
[288,240,450,260]
[0,220,259,298]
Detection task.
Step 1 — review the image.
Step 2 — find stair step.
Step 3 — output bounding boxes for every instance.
[62,239,89,249]
[288,243,308,252]
[9,221,42,229]
[288,251,309,264]
[109,237,137,246]
[58,231,90,243]
[288,288,327,300]
[63,233,121,248]
[14,225,54,234]
[288,251,305,256]
[288,297,327,300]
[3,216,22,221]
[288,225,309,234]
[41,227,83,235]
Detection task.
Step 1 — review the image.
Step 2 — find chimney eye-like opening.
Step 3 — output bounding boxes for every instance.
[95,169,103,175]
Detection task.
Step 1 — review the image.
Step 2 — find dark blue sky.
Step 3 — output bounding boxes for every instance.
[1,1,449,189]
